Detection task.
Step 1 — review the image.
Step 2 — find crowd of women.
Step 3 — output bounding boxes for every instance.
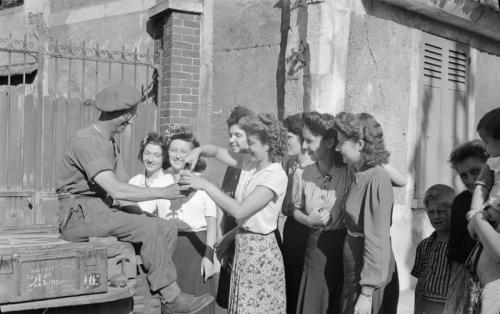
[128,104,500,314]
[127,106,408,314]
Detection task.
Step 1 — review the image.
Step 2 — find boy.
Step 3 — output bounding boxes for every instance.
[412,184,456,314]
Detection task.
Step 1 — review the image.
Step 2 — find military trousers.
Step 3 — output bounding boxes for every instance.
[58,195,180,299]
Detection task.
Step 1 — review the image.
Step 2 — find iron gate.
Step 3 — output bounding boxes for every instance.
[0,17,161,229]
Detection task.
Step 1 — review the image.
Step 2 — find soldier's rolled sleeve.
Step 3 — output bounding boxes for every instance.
[70,138,114,182]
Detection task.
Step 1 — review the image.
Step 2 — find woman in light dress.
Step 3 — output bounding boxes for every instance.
[180,113,288,314]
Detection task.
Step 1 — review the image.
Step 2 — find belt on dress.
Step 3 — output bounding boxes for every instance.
[237,226,275,236]
[347,229,364,238]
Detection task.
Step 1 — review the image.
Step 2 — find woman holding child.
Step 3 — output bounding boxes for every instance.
[444,140,486,314]
[180,113,288,313]
[466,107,500,313]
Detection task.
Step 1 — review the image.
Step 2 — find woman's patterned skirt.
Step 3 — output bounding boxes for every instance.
[228,228,286,314]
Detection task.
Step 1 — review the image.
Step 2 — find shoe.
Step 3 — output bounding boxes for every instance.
[162,292,214,314]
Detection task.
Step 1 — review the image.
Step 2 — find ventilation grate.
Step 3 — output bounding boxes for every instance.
[448,49,467,84]
[423,43,443,80]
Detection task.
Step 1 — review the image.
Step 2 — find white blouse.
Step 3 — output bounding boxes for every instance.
[234,154,288,234]
[163,173,217,231]
[128,171,174,218]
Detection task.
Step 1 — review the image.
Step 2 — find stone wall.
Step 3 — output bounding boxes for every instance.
[202,0,282,184]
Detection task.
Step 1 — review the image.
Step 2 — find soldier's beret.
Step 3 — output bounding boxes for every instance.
[95,82,143,112]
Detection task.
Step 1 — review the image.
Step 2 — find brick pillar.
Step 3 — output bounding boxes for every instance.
[160,11,201,132]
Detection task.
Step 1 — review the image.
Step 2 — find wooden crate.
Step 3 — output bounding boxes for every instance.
[0,233,108,303]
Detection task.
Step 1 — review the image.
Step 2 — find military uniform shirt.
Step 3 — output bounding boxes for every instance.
[56,125,127,197]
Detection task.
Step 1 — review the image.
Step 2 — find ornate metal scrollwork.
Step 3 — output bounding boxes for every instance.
[0,32,38,52]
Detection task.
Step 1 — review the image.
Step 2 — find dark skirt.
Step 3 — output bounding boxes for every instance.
[282,216,311,314]
[296,229,346,314]
[216,213,237,309]
[172,230,216,314]
[341,234,399,314]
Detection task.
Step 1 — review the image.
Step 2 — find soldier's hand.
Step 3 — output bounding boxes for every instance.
[162,184,186,200]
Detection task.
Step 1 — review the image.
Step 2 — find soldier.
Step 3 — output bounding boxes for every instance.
[56,82,214,313]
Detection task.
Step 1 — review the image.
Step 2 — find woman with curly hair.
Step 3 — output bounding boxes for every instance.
[128,132,174,217]
[162,126,217,314]
[180,113,288,313]
[293,111,351,314]
[217,106,254,309]
[334,112,398,314]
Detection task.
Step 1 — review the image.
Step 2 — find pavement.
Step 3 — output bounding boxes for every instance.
[214,286,416,313]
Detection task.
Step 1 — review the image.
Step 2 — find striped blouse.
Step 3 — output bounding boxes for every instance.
[411,232,452,303]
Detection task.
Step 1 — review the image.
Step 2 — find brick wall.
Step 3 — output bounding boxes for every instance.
[160,11,201,132]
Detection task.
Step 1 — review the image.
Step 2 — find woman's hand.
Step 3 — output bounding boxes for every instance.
[183,147,202,171]
[200,257,214,282]
[354,294,372,314]
[468,210,487,240]
[215,231,235,270]
[307,208,331,229]
[466,208,482,222]
[178,173,210,191]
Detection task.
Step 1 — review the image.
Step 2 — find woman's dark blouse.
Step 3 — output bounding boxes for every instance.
[448,190,476,264]
[344,165,394,292]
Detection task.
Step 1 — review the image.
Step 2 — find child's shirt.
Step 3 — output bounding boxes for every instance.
[476,157,500,211]
[411,232,451,303]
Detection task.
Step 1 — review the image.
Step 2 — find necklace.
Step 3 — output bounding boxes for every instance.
[316,162,333,188]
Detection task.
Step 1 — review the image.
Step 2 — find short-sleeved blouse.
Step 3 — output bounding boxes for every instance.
[141,172,217,231]
[234,155,288,234]
[128,171,174,217]
[291,162,351,230]
[281,156,314,216]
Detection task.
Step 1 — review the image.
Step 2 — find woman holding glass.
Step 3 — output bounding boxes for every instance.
[179,113,288,314]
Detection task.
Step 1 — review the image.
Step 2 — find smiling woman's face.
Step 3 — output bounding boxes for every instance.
[168,139,193,171]
[228,124,248,153]
[142,143,164,175]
